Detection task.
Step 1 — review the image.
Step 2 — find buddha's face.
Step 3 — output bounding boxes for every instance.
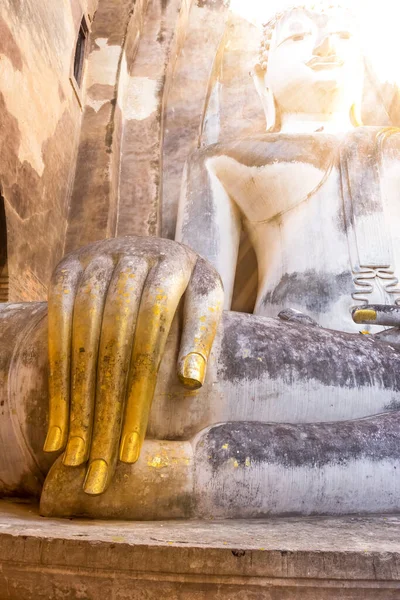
[265,8,364,117]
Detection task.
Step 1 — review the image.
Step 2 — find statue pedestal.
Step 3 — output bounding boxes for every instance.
[0,501,399,599]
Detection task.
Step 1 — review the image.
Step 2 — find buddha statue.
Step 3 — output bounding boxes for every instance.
[2,1,400,519]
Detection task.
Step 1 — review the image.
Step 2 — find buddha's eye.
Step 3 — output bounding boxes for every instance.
[277,31,311,48]
[291,33,307,42]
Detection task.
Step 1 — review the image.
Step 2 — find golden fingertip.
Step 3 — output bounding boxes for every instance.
[63,436,87,466]
[83,459,108,495]
[352,308,377,324]
[119,431,140,463]
[43,426,63,452]
[178,352,206,390]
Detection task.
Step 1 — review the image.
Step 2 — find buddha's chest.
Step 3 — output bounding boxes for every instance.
[211,153,400,266]
[210,157,330,224]
[212,151,400,329]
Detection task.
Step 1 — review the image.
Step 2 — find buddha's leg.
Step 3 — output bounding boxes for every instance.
[3,303,400,504]
[149,311,400,439]
[40,310,400,519]
[41,412,400,518]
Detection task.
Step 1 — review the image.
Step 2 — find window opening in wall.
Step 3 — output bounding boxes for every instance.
[73,19,88,87]
[0,192,8,302]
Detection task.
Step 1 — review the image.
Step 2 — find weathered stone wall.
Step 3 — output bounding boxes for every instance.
[116,0,191,239]
[65,0,142,253]
[65,0,194,250]
[0,0,98,301]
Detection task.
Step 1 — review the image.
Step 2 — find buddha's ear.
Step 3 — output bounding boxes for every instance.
[251,64,277,132]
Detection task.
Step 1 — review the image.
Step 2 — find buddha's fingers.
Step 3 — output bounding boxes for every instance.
[353,305,400,327]
[82,256,149,495]
[63,256,115,467]
[119,258,193,464]
[177,257,224,390]
[44,258,84,453]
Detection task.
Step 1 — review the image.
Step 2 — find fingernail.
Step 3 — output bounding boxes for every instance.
[353,308,377,324]
[63,436,86,466]
[178,353,206,390]
[83,459,108,495]
[43,426,63,452]
[119,431,140,463]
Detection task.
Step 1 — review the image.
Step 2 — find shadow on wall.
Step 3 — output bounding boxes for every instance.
[0,191,8,302]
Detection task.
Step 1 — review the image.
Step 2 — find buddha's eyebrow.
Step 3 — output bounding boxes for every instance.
[276,26,313,47]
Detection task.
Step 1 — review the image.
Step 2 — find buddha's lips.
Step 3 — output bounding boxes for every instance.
[307,56,344,70]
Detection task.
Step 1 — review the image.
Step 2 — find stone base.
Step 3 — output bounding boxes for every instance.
[0,501,399,599]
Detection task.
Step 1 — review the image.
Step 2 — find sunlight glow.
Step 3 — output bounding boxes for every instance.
[229,0,400,84]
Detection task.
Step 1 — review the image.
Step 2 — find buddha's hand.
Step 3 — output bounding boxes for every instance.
[43,236,224,495]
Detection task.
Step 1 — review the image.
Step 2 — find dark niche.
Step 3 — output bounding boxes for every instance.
[73,18,88,87]
[0,192,8,302]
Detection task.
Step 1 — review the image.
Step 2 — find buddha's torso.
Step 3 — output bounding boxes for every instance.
[208,127,400,333]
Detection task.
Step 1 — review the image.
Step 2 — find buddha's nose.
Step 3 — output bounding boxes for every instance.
[313,34,336,57]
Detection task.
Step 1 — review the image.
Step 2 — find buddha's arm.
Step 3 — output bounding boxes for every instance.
[176,150,242,309]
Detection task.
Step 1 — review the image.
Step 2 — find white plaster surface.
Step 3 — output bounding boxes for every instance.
[124,76,159,120]
[85,97,109,112]
[86,38,122,88]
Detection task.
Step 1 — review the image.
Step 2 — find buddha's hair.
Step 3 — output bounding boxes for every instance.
[257,2,352,71]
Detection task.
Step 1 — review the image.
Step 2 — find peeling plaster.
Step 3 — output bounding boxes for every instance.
[86,96,109,113]
[86,38,122,88]
[0,53,67,176]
